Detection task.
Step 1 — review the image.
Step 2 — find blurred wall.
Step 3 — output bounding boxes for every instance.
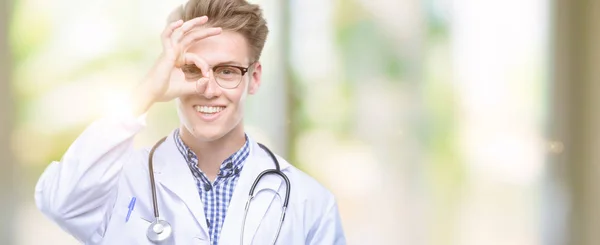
[0,0,16,243]
[553,0,600,245]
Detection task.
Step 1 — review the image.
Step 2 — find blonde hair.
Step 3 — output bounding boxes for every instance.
[168,0,269,62]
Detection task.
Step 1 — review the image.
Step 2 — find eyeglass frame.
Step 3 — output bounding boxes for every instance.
[181,61,256,89]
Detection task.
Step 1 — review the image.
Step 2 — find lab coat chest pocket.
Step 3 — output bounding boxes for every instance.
[105,199,164,245]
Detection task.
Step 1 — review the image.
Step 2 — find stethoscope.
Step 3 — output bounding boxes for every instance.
[145,136,291,244]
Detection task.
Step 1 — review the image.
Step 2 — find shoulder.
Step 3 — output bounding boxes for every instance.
[275,155,346,243]
[248,139,339,214]
[275,155,337,210]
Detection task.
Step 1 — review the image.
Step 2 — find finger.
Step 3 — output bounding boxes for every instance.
[182,52,211,77]
[162,20,184,51]
[162,19,184,41]
[194,77,210,95]
[179,27,223,49]
[180,16,210,34]
[171,16,209,43]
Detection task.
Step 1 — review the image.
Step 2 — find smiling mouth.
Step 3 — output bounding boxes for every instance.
[194,105,226,114]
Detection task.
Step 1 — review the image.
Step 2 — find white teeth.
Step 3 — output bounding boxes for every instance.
[194,105,225,114]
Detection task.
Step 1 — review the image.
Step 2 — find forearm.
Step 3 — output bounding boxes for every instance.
[34,113,146,241]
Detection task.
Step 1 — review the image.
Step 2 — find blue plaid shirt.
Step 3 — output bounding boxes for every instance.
[174,128,250,245]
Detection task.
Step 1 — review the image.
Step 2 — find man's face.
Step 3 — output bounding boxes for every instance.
[175,30,261,142]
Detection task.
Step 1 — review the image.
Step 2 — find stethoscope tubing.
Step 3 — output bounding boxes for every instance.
[256,143,291,208]
[148,136,168,219]
[146,136,291,245]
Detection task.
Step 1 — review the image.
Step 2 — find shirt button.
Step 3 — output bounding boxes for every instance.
[225,162,232,169]
[204,183,211,191]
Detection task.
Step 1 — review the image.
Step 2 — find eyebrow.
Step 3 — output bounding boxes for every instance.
[181,61,246,72]
[212,61,245,67]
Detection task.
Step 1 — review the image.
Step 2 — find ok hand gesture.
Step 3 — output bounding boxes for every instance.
[133,16,221,114]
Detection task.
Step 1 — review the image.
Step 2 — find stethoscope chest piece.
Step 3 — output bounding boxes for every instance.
[145,138,289,245]
[147,219,173,243]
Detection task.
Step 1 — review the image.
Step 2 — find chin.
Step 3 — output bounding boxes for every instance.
[188,125,228,142]
[182,116,240,143]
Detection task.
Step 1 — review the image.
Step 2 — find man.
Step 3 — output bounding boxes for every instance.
[34,0,346,244]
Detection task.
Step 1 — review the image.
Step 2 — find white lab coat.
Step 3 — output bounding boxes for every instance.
[34,114,346,245]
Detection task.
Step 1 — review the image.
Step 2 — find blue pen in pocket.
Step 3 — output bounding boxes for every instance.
[126,197,137,223]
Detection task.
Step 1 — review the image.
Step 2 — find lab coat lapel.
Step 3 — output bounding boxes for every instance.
[219,141,288,244]
[152,132,209,235]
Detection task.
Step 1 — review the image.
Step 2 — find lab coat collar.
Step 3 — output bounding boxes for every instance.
[151,132,210,237]
[151,131,291,243]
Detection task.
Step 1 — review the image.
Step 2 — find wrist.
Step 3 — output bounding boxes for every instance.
[131,81,157,116]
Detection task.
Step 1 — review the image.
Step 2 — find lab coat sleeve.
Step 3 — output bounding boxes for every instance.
[34,113,147,243]
[307,198,347,245]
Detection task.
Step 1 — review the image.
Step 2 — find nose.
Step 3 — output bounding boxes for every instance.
[197,73,222,99]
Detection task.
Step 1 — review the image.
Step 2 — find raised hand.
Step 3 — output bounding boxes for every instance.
[132,16,222,115]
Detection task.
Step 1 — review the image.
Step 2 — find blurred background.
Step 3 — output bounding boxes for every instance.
[1,0,599,244]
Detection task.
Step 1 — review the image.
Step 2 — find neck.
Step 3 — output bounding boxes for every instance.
[179,124,246,180]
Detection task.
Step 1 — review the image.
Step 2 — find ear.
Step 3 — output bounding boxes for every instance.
[247,62,262,95]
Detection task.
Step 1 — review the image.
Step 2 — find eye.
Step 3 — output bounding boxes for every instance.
[215,67,241,76]
[181,65,202,77]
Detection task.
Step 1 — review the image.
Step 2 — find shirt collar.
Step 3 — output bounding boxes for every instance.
[173,128,250,177]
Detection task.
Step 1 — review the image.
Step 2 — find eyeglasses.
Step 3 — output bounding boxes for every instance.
[181,63,254,89]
